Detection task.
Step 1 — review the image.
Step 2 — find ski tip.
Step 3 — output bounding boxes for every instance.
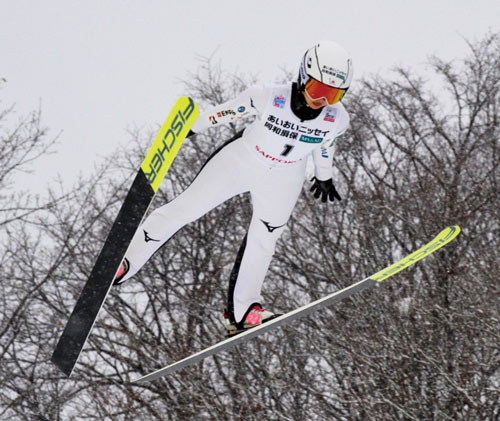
[141,96,199,193]
[370,225,461,283]
[434,225,461,243]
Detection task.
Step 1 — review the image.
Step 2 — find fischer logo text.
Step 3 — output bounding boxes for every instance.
[144,98,195,185]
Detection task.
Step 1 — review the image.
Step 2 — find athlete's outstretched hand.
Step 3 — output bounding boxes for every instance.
[310,177,341,203]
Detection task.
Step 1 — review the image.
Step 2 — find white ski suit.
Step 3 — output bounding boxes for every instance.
[121,82,350,322]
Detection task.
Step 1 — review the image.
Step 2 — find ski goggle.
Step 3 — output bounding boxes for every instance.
[304,78,347,105]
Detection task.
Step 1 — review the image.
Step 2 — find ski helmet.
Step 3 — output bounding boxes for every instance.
[298,41,353,105]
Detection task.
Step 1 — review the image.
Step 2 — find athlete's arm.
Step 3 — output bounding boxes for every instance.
[312,110,350,180]
[310,125,347,203]
[190,86,269,133]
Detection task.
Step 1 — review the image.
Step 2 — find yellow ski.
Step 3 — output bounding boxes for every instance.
[370,225,461,282]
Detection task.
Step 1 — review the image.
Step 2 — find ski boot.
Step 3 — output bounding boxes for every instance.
[113,258,130,286]
[223,303,280,337]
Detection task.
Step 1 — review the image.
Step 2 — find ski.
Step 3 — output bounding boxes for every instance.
[51,96,199,377]
[133,225,461,383]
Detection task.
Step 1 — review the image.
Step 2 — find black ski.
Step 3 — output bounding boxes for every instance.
[51,97,198,377]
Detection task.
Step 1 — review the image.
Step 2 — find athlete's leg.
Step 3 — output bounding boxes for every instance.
[121,138,251,282]
[228,162,307,322]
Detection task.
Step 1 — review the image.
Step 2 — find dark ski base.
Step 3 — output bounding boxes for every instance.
[51,96,199,377]
[133,226,461,383]
[135,277,377,382]
[51,172,154,377]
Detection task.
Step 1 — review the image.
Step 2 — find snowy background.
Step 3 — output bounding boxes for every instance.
[1,0,499,193]
[1,1,499,420]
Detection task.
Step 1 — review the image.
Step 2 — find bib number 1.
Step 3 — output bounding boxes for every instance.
[280,144,294,157]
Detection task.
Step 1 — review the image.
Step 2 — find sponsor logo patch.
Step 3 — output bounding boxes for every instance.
[273,95,286,109]
[324,109,337,122]
[321,146,328,158]
[255,145,297,164]
[322,65,347,80]
[299,134,323,144]
[265,114,329,138]
[216,109,236,118]
[142,97,197,190]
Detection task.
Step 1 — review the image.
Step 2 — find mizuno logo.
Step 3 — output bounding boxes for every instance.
[144,230,160,243]
[260,220,286,233]
[250,97,258,112]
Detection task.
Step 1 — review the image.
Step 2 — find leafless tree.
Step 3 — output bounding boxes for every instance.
[0,35,498,420]
[0,92,59,227]
[0,88,78,420]
[274,32,500,420]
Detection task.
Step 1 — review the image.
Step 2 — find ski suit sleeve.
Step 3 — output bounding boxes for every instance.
[312,109,350,180]
[190,86,268,133]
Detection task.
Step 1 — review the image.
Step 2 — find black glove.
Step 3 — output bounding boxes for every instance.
[310,177,341,203]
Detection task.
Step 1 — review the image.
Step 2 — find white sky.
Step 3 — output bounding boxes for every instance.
[2,0,499,193]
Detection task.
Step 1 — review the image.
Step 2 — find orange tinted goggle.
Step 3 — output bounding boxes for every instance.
[305,78,347,104]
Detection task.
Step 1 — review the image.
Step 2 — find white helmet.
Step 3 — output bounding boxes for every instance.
[298,41,353,91]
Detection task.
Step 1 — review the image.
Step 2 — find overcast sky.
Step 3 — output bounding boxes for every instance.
[2,1,499,193]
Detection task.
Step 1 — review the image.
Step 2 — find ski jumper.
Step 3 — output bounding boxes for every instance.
[121,82,350,323]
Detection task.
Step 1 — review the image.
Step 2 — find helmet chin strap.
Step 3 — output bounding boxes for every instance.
[290,82,324,121]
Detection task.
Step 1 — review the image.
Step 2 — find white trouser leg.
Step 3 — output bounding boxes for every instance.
[232,161,307,322]
[122,139,251,281]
